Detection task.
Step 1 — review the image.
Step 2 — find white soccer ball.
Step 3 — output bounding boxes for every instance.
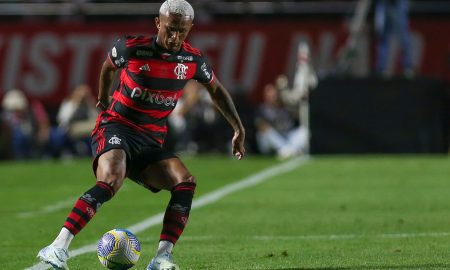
[97,229,141,269]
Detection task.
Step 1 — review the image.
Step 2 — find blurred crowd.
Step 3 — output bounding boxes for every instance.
[0,73,314,160]
[0,85,97,160]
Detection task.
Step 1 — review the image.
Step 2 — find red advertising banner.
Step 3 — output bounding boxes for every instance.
[0,19,449,106]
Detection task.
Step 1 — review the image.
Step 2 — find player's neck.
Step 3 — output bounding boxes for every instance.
[155,38,180,55]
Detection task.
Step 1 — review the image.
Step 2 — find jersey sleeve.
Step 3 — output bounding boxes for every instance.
[108,36,129,68]
[194,55,215,85]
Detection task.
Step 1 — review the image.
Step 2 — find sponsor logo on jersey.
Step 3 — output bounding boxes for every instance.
[86,206,96,218]
[111,47,117,57]
[174,63,188,79]
[161,53,171,59]
[170,203,190,214]
[139,64,150,71]
[108,135,122,145]
[201,62,211,80]
[177,55,193,61]
[81,193,95,204]
[131,87,177,107]
[136,50,153,57]
[114,56,125,67]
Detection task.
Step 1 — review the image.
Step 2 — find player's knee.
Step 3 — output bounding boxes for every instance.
[97,167,126,192]
[172,175,197,190]
[172,177,196,194]
[183,175,196,185]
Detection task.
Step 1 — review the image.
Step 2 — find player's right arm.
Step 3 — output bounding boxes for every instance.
[97,59,117,111]
[97,36,130,111]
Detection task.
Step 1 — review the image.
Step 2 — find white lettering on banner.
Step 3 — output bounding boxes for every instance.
[285,31,423,78]
[191,33,220,52]
[66,34,103,89]
[0,27,427,100]
[24,33,62,96]
[218,33,239,91]
[3,35,23,92]
[317,32,336,74]
[192,33,264,93]
[0,33,110,96]
[241,33,265,90]
[286,32,366,79]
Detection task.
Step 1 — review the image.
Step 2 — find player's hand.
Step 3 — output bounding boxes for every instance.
[232,129,245,160]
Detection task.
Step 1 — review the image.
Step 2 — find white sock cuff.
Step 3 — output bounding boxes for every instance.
[157,240,174,255]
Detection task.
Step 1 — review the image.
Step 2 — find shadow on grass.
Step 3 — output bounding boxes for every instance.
[268,264,450,270]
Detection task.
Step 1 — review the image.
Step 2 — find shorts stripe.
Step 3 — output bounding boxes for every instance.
[96,128,106,154]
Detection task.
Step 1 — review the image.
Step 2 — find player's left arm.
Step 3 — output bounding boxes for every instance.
[204,79,246,160]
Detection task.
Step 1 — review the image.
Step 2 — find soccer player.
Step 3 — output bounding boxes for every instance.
[37,0,245,269]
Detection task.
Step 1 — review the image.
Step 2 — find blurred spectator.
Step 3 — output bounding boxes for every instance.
[276,43,317,155]
[1,89,65,159]
[166,80,230,154]
[189,85,231,154]
[57,84,97,156]
[374,0,414,77]
[254,83,308,159]
[1,89,32,159]
[167,80,200,153]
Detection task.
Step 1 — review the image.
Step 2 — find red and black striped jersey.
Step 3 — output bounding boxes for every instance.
[98,35,215,146]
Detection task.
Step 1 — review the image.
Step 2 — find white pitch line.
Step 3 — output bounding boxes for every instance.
[253,232,450,241]
[25,156,309,270]
[141,232,450,242]
[17,197,78,219]
[18,184,133,219]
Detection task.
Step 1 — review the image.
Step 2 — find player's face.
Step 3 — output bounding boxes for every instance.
[155,14,193,52]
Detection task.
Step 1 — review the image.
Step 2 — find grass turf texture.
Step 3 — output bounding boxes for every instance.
[1,155,450,269]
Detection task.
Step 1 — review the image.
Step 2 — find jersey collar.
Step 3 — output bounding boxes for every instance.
[151,36,183,58]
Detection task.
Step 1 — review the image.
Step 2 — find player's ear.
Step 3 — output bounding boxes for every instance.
[155,16,160,29]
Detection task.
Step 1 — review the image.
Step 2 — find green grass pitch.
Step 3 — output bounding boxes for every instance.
[1,155,450,269]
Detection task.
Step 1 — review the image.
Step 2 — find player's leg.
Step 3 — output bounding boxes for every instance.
[395,0,414,76]
[375,0,390,75]
[137,158,195,270]
[62,149,126,236]
[37,148,127,269]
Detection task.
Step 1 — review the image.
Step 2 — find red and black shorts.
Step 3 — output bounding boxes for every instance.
[91,122,176,192]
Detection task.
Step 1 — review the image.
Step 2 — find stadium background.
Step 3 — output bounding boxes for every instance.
[2,1,450,270]
[0,0,449,156]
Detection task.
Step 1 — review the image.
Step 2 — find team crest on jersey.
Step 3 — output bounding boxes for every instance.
[108,135,121,145]
[174,63,188,79]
